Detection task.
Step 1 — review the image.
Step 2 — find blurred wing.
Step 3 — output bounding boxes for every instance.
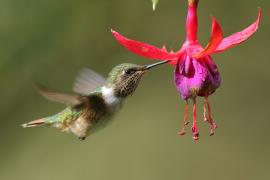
[35,84,83,106]
[73,68,106,96]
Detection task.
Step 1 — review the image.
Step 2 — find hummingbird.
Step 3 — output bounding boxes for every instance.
[22,60,170,140]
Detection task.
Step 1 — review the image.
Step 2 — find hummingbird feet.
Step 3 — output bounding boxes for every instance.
[78,136,86,141]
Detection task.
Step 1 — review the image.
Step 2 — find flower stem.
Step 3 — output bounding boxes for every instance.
[186,0,199,42]
[188,0,199,6]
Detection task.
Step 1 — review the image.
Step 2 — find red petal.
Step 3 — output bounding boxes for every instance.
[214,9,261,53]
[111,30,178,60]
[193,17,223,59]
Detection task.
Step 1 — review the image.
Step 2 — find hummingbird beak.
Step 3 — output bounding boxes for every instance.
[143,60,171,70]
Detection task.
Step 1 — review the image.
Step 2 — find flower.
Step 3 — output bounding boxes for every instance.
[111,0,261,140]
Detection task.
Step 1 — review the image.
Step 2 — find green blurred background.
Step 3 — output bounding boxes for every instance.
[0,0,269,179]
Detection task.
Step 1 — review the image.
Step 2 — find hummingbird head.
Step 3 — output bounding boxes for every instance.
[106,60,170,97]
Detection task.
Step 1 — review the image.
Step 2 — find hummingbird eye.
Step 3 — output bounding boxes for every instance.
[124,69,136,75]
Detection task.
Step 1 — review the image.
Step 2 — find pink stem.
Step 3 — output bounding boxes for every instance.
[186,0,199,42]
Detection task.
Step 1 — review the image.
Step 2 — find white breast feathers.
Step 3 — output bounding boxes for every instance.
[101,86,121,106]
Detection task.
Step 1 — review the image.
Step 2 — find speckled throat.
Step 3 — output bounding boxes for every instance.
[113,71,144,98]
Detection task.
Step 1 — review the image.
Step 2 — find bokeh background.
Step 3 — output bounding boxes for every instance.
[0,0,269,180]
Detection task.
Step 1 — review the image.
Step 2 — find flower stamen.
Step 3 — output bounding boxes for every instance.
[178,100,189,136]
[203,99,208,122]
[192,98,199,140]
[204,95,218,136]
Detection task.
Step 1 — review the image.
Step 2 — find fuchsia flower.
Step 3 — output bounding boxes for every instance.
[112,0,261,140]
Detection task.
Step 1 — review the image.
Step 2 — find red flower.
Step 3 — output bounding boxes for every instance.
[112,0,261,140]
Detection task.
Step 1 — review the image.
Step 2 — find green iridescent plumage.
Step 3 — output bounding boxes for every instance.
[45,107,81,124]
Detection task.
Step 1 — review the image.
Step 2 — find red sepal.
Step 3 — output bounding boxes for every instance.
[214,9,261,53]
[112,30,178,60]
[193,17,223,59]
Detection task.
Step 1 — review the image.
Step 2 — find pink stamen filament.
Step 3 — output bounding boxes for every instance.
[178,100,189,136]
[184,100,189,126]
[203,100,208,121]
[204,95,218,136]
[192,98,199,140]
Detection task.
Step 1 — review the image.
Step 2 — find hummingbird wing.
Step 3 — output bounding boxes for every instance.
[73,68,106,96]
[35,84,85,107]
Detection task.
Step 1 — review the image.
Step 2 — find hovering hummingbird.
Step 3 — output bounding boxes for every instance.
[22,60,170,140]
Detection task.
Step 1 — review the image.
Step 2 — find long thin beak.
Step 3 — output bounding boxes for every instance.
[144,60,171,70]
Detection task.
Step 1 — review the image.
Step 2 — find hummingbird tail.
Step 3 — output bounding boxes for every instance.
[22,119,46,128]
